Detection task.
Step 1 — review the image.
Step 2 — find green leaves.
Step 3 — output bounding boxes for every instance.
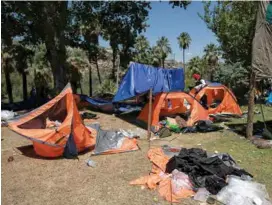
[133,35,152,65]
[177,32,191,50]
[199,1,258,66]
[155,36,172,67]
[169,1,191,9]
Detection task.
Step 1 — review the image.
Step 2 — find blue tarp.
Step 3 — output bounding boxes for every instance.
[78,94,143,114]
[79,95,114,113]
[113,62,184,102]
[267,91,272,104]
[206,82,222,87]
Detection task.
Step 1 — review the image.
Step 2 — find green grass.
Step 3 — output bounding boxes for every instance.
[207,106,272,196]
[159,106,272,197]
[229,105,272,125]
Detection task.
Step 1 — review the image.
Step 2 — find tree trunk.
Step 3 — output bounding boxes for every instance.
[183,49,186,75]
[246,71,256,139]
[4,67,13,103]
[89,65,93,96]
[162,59,165,68]
[111,50,116,80]
[116,55,120,88]
[43,1,68,93]
[22,72,28,101]
[95,58,102,84]
[210,67,214,82]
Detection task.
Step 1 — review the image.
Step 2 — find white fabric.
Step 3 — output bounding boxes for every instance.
[194,79,206,92]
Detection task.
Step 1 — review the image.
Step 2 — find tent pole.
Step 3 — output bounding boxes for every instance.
[246,71,256,139]
[147,88,153,147]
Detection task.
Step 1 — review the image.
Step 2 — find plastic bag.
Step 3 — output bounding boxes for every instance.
[171,169,193,194]
[217,176,272,205]
[194,188,210,202]
[1,110,16,121]
[119,128,146,139]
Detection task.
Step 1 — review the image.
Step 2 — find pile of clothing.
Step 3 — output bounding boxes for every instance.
[166,148,252,194]
[130,147,271,204]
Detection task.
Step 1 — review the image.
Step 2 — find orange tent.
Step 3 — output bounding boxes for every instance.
[8,84,96,158]
[137,92,209,127]
[189,83,242,116]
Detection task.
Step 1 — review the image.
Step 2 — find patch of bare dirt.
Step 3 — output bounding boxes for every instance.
[2,112,201,205]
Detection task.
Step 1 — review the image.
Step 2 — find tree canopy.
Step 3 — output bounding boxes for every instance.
[199,1,258,66]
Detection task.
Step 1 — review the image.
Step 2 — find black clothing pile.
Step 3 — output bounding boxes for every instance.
[165,148,253,194]
[81,112,97,119]
[182,120,223,133]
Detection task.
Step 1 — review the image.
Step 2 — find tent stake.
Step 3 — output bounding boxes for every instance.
[147,88,153,148]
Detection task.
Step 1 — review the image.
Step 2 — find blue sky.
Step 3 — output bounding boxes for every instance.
[101,1,218,62]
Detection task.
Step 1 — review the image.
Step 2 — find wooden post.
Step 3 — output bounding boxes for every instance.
[246,71,256,139]
[147,88,153,145]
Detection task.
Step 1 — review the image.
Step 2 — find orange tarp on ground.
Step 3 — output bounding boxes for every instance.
[189,84,242,116]
[137,92,209,127]
[130,148,194,203]
[8,84,96,158]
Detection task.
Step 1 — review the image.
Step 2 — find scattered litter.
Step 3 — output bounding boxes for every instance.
[88,124,139,155]
[7,156,14,162]
[119,128,146,139]
[81,112,97,119]
[86,159,96,167]
[150,136,159,141]
[171,169,193,194]
[157,127,172,138]
[251,138,272,149]
[194,188,210,202]
[1,110,16,121]
[130,148,195,203]
[46,118,61,128]
[217,176,271,205]
[197,143,202,146]
[214,150,218,154]
[206,196,216,204]
[161,145,181,158]
[165,148,252,195]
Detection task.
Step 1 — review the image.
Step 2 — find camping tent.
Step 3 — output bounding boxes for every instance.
[189,83,242,116]
[137,92,209,128]
[8,84,96,158]
[113,62,185,102]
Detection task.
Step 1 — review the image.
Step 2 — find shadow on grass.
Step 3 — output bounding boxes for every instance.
[227,120,272,136]
[16,144,95,160]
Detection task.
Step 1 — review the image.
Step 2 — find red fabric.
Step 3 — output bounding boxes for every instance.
[192,74,201,80]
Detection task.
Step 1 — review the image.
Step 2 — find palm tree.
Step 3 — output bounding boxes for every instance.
[134,35,152,64]
[177,32,191,73]
[156,36,172,68]
[187,56,202,75]
[203,43,220,81]
[150,46,161,67]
